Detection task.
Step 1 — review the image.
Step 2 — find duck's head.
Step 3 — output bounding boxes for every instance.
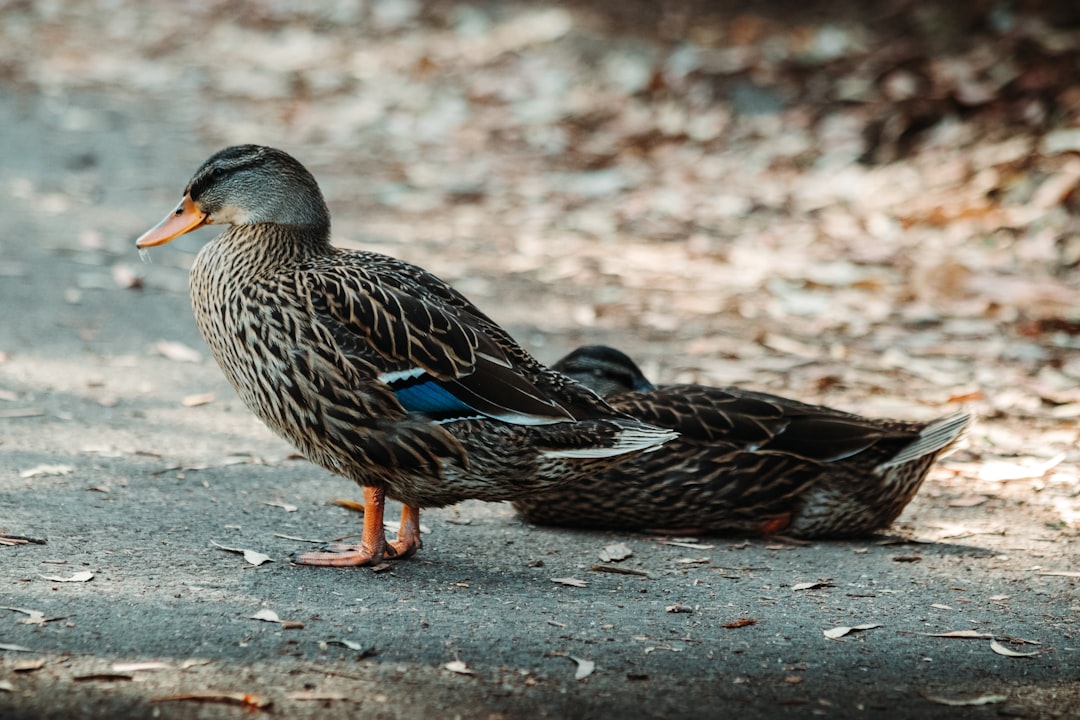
[553,345,657,396]
[135,145,330,248]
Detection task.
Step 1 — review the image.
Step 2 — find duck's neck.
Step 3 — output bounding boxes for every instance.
[212,222,332,266]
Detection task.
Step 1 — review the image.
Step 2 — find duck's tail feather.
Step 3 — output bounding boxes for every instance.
[541,421,678,459]
[876,411,972,471]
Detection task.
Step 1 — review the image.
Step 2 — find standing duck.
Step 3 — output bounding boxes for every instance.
[513,345,971,539]
[135,147,675,566]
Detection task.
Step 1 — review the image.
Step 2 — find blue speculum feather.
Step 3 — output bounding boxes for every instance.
[391,378,484,422]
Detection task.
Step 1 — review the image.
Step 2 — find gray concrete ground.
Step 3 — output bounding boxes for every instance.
[2,5,1080,716]
[1,85,1077,720]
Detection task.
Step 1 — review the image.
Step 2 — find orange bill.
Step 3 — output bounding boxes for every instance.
[135,194,209,248]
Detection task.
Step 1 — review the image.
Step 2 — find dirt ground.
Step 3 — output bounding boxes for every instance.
[2,1,1079,718]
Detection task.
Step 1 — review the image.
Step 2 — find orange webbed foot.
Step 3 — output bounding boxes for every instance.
[291,488,424,567]
[292,486,391,568]
[291,541,386,567]
[385,504,422,559]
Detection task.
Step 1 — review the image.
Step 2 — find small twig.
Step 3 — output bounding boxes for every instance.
[589,564,649,577]
[0,534,48,546]
[273,533,324,544]
[0,408,45,419]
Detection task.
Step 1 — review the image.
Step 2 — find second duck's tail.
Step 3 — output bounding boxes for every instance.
[876,411,972,472]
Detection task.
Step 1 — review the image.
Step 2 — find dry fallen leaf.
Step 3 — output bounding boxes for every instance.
[40,571,94,583]
[240,548,273,565]
[924,694,1008,707]
[569,656,595,681]
[722,618,757,629]
[112,661,171,672]
[760,333,823,359]
[181,392,215,407]
[13,659,46,673]
[152,340,202,363]
[665,603,694,614]
[263,500,298,513]
[644,645,682,654]
[989,640,1039,658]
[1,607,46,626]
[551,577,587,588]
[823,623,881,639]
[210,540,273,566]
[330,498,366,512]
[443,660,474,675]
[978,454,1065,482]
[19,464,75,479]
[1037,571,1080,578]
[599,542,633,562]
[0,680,13,692]
[0,643,33,652]
[248,608,302,629]
[0,406,45,418]
[661,540,715,550]
[914,630,993,639]
[792,581,833,591]
[548,651,596,680]
[251,608,281,623]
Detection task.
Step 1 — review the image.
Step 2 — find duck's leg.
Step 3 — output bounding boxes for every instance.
[386,505,422,559]
[291,486,389,567]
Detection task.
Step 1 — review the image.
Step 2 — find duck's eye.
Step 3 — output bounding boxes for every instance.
[213,167,225,177]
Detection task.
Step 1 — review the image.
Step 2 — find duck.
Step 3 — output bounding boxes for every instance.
[134,146,675,567]
[513,345,971,539]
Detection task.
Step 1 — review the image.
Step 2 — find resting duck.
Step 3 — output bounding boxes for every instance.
[513,345,971,538]
[135,146,675,566]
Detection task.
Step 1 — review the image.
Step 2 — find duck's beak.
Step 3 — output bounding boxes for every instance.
[135,194,209,248]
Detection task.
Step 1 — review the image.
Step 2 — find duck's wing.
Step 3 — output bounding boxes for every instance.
[363,254,637,413]
[299,263,582,425]
[610,384,918,462]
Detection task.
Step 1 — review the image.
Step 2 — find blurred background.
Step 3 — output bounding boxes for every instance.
[2,0,1079,518]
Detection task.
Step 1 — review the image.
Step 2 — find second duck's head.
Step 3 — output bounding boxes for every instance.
[553,345,657,396]
[136,145,330,249]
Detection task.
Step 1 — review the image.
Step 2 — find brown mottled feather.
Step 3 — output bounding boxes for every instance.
[513,345,971,538]
[147,147,675,513]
